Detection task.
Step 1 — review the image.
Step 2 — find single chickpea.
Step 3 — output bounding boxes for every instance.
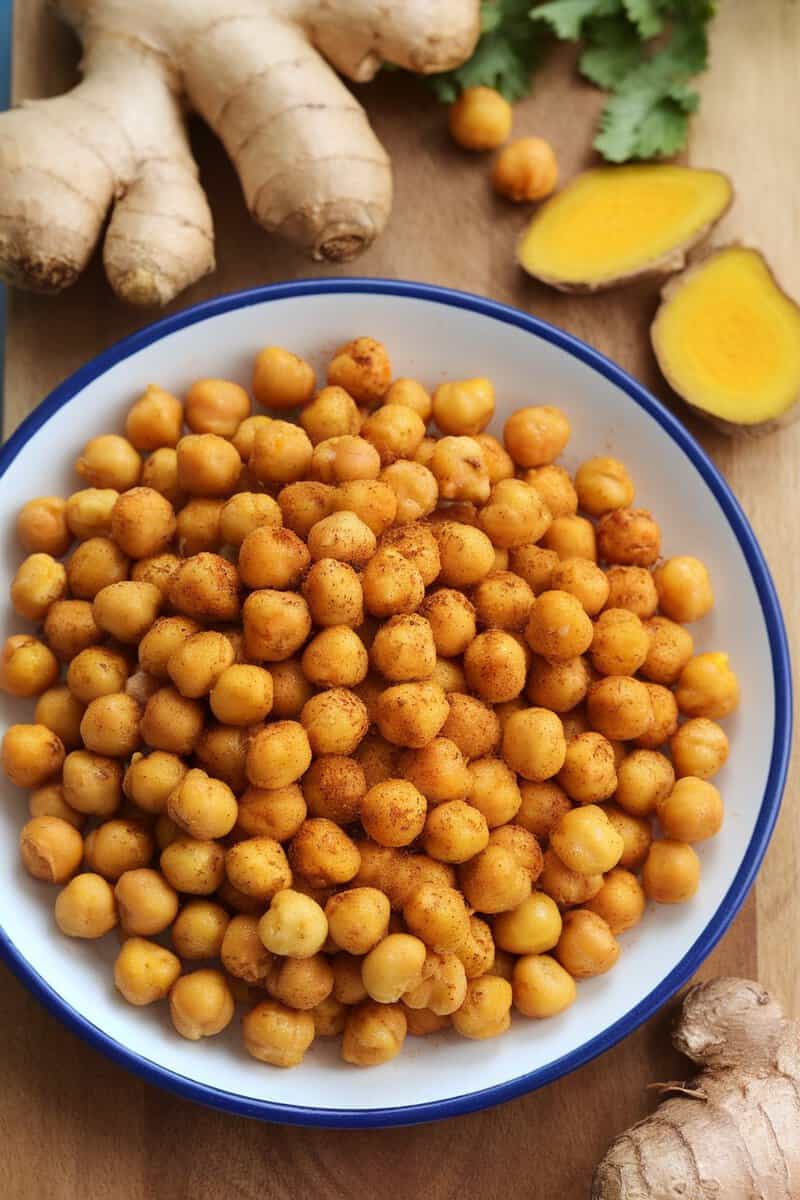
[246,722,312,790]
[556,909,620,978]
[220,914,273,984]
[503,405,570,469]
[375,681,450,749]
[538,848,602,907]
[573,456,634,517]
[208,664,273,727]
[359,549,422,622]
[513,953,576,1018]
[467,436,510,488]
[301,688,369,756]
[19,815,83,884]
[141,449,184,506]
[125,384,183,450]
[42,599,102,661]
[448,86,511,151]
[80,693,142,758]
[184,378,249,437]
[55,872,118,938]
[441,693,501,760]
[493,891,561,956]
[368,614,435,683]
[360,404,426,466]
[66,488,120,541]
[289,818,360,887]
[154,814,182,852]
[0,634,59,697]
[603,804,652,870]
[508,544,560,594]
[84,818,154,880]
[17,496,71,556]
[11,553,68,621]
[299,385,360,444]
[243,999,316,1067]
[587,676,653,741]
[175,498,223,556]
[502,708,566,783]
[384,378,432,421]
[541,516,597,564]
[549,559,609,619]
[267,952,334,1010]
[114,936,181,1006]
[341,1001,406,1066]
[174,432,241,496]
[170,969,234,1040]
[302,559,363,630]
[378,524,440,587]
[361,932,426,1003]
[278,480,334,539]
[267,659,314,721]
[66,536,129,599]
[76,434,141,491]
[472,571,535,633]
[635,682,679,749]
[2,723,65,789]
[34,686,85,751]
[231,414,272,460]
[360,779,427,848]
[597,507,661,567]
[585,868,646,935]
[402,737,470,804]
[656,777,723,843]
[28,782,85,830]
[642,616,694,685]
[480,479,552,550]
[302,756,365,825]
[403,950,467,1016]
[166,630,235,700]
[301,626,369,689]
[61,748,122,815]
[257,888,328,958]
[522,464,575,518]
[488,824,543,882]
[322,887,389,956]
[310,434,381,484]
[670,717,729,781]
[591,608,649,676]
[556,732,617,804]
[159,835,226,896]
[354,735,401,791]
[140,687,204,755]
[330,951,369,1005]
[452,974,513,1039]
[525,590,593,662]
[114,867,179,934]
[676,652,740,720]
[516,780,572,842]
[110,487,176,560]
[169,552,241,623]
[327,338,391,408]
[491,135,558,201]
[615,749,675,817]
[653,556,714,624]
[604,566,658,619]
[434,521,496,588]
[379,460,438,524]
[460,844,532,913]
[450,914,492,980]
[430,435,490,504]
[164,768,237,841]
[400,883,469,954]
[252,346,315,409]
[242,590,311,664]
[551,805,624,876]
[642,839,701,903]
[138,616,200,679]
[306,511,377,567]
[224,836,294,903]
[331,480,397,537]
[526,654,591,714]
[249,420,314,486]
[421,798,489,864]
[431,378,495,438]
[92,580,162,644]
[236,784,306,841]
[419,589,476,657]
[463,629,527,703]
[218,492,281,549]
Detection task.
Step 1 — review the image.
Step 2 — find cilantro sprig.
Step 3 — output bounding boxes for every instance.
[428,0,715,162]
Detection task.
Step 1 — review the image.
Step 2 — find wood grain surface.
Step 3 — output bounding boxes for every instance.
[2,3,797,1197]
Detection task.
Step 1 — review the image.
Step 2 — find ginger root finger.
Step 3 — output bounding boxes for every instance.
[592,977,800,1200]
[517,165,732,293]
[652,244,800,435]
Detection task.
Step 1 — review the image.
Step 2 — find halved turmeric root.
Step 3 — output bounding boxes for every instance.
[517,165,732,292]
[652,245,800,434]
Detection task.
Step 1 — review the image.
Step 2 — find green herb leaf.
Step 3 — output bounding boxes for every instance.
[578,15,644,88]
[622,0,664,38]
[429,0,546,103]
[533,0,623,41]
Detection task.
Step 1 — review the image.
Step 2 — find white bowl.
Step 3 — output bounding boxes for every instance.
[0,280,790,1126]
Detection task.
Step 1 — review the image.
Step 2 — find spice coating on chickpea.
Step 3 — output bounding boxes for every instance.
[17,496,71,557]
[525,590,594,662]
[327,338,391,408]
[675,652,740,720]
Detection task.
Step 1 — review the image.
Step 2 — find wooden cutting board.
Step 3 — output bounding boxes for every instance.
[3,3,798,1197]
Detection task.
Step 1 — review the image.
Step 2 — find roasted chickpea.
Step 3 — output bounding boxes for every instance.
[525,590,593,662]
[250,420,315,487]
[430,435,490,503]
[257,888,328,959]
[516,780,572,842]
[261,662,310,725]
[360,932,425,1004]
[403,950,467,1016]
[428,377,493,437]
[538,848,602,907]
[482,480,552,550]
[635,682,679,749]
[217,494,280,550]
[34,686,84,751]
[366,616,435,687]
[329,952,368,1005]
[246,722,312,789]
[173,433,240,497]
[641,616,694,685]
[550,805,623,876]
[170,969,234,1040]
[79,693,141,758]
[653,555,714,624]
[163,768,237,841]
[603,804,652,870]
[330,482,395,540]
[301,688,369,756]
[19,815,83,884]
[590,608,648,677]
[125,384,183,450]
[506,547,557,597]
[91,581,161,644]
[488,825,543,883]
[583,867,644,935]
[448,86,511,150]
[604,566,658,619]
[113,936,181,1005]
[277,480,335,539]
[242,590,311,664]
[615,749,675,817]
[375,681,449,749]
[232,415,273,461]
[523,465,576,519]
[234,783,305,841]
[675,652,740,720]
[360,779,427,848]
[381,378,431,422]
[433,521,496,588]
[492,135,558,201]
[55,872,118,938]
[60,748,121,816]
[66,490,119,543]
[656,777,723,842]
[174,498,223,556]
[310,435,381,484]
[432,658,467,694]
[327,337,390,407]
[299,564,361,635]
[11,553,67,620]
[513,953,576,1018]
[670,717,729,780]
[65,536,128,600]
[471,571,534,634]
[252,345,315,410]
[460,844,532,914]
[642,839,701,903]
[341,1000,406,1065]
[298,385,360,445]
[597,508,661,567]
[289,818,360,887]
[307,511,377,567]
[415,437,436,467]
[300,757,362,827]
[17,495,71,556]
[414,593,473,663]
[574,456,634,516]
[400,738,469,806]
[301,626,368,689]
[462,630,524,703]
[164,630,234,699]
[554,732,616,804]
[169,552,240,623]
[220,913,273,984]
[267,952,334,1010]
[322,887,389,956]
[380,460,438,524]
[419,798,487,863]
[108,487,175,560]
[437,694,499,762]
[113,866,179,936]
[360,404,426,466]
[452,974,512,1039]
[243,999,316,1067]
[526,654,590,714]
[555,909,619,978]
[41,600,100,662]
[136,616,197,680]
[28,782,85,830]
[139,686,204,755]
[0,634,59,697]
[141,449,183,506]
[76,434,141,491]
[503,405,570,468]
[207,664,273,727]
[2,723,65,789]
[587,675,653,741]
[224,835,292,902]
[542,515,597,562]
[493,891,560,957]
[501,707,565,783]
[548,559,608,618]
[182,378,249,437]
[84,818,154,880]
[397,882,468,954]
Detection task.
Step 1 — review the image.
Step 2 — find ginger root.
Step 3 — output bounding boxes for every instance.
[593,977,800,1200]
[652,244,800,435]
[0,0,480,306]
[517,165,732,292]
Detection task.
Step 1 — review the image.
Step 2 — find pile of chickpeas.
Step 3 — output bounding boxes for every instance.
[0,335,739,1069]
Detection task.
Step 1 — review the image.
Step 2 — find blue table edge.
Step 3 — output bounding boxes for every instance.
[0,277,792,1128]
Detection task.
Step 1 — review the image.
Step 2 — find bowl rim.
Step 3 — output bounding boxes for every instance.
[0,277,791,1128]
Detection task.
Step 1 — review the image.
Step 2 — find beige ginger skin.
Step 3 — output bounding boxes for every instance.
[0,0,479,305]
[593,978,800,1200]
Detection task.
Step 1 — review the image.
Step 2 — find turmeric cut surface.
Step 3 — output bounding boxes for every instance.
[518,165,732,291]
[652,246,800,431]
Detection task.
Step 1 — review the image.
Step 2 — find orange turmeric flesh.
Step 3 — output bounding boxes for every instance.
[518,165,732,291]
[652,246,800,429]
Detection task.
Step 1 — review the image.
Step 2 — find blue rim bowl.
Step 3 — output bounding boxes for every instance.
[0,278,792,1127]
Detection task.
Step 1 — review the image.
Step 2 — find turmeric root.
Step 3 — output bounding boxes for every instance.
[0,0,480,306]
[652,245,800,434]
[593,977,800,1200]
[517,165,732,292]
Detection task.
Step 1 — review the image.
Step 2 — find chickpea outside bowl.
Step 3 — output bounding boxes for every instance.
[0,284,787,1129]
